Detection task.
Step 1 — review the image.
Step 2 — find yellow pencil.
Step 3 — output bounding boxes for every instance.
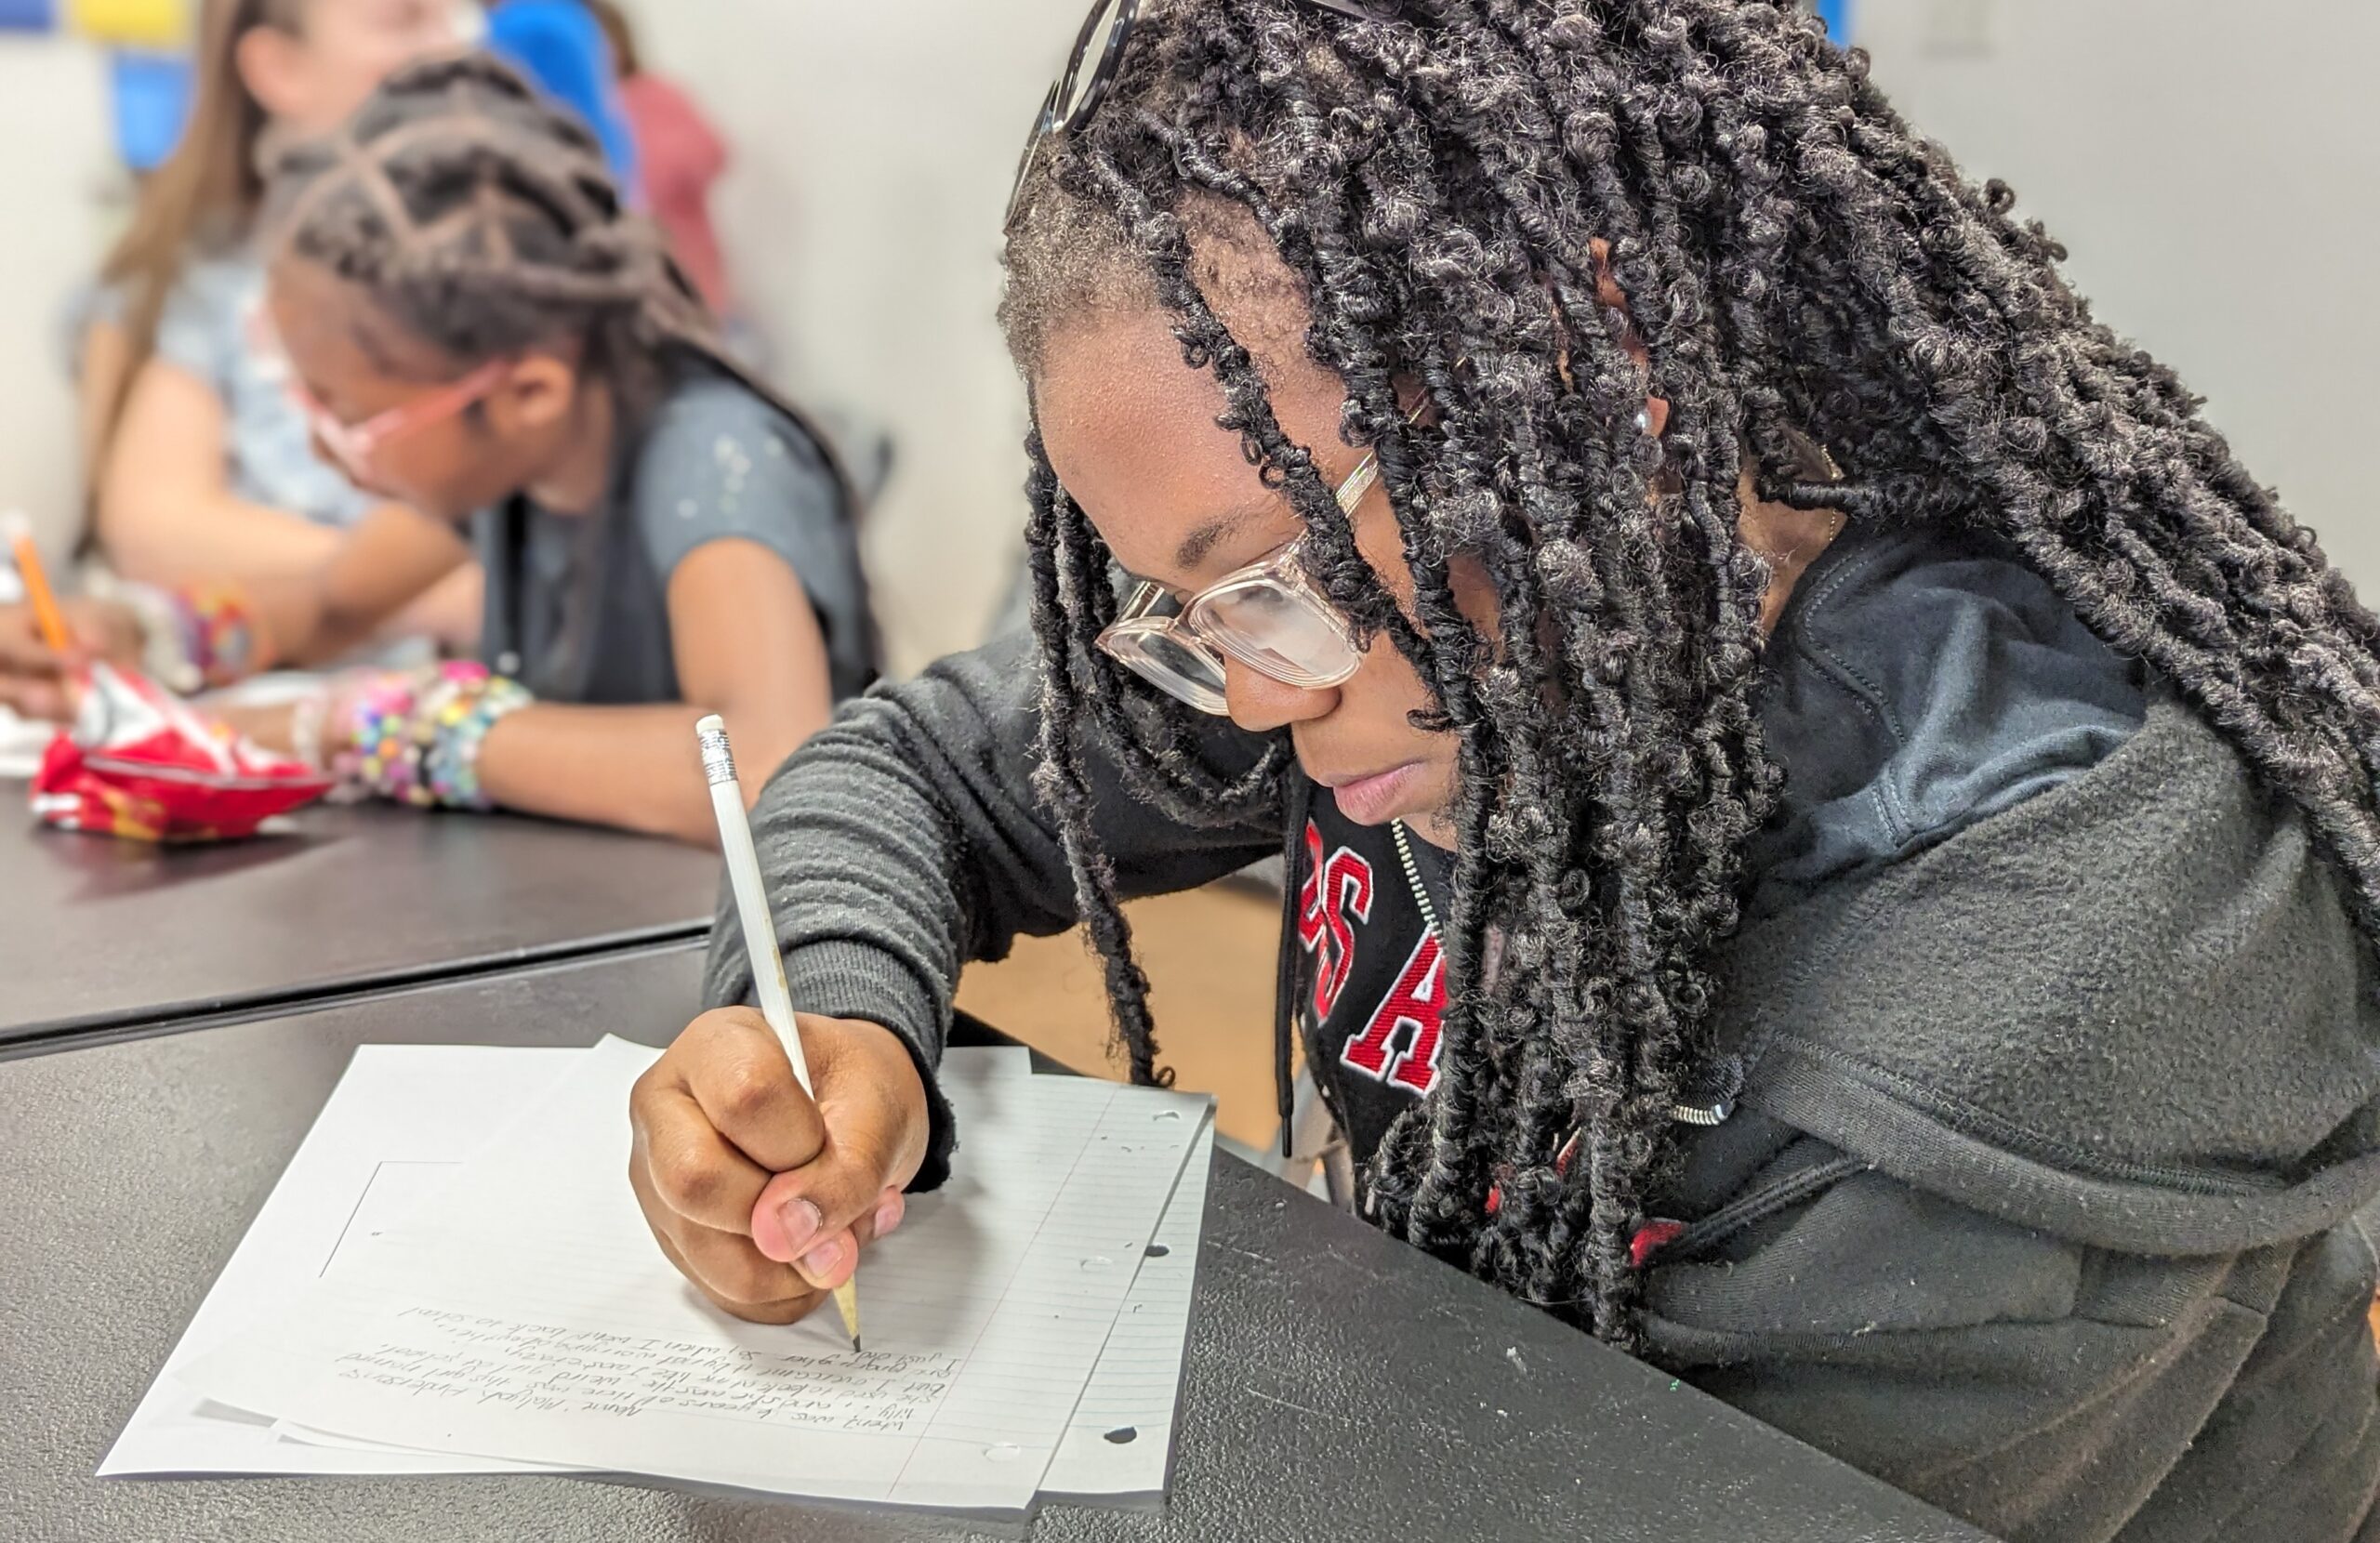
[5,511,73,658]
[694,714,864,1352]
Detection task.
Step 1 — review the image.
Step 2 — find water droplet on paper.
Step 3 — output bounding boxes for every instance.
[982,1443,1024,1464]
[1080,1256,1114,1273]
[1153,1110,1182,1123]
[1104,1427,1138,1444]
[1144,1244,1170,1259]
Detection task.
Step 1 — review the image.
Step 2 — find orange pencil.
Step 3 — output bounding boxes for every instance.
[4,511,73,658]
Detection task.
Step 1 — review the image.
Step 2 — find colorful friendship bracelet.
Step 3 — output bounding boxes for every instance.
[171,583,270,688]
[109,581,273,693]
[323,661,534,811]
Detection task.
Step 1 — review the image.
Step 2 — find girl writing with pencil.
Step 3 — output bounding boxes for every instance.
[624,5,2380,1540]
[2,55,874,843]
[81,0,480,640]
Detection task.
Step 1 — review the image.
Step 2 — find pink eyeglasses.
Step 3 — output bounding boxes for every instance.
[287,361,514,485]
[249,306,511,483]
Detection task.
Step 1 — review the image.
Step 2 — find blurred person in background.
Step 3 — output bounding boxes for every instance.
[583,2,887,481]
[586,1,733,322]
[7,56,876,843]
[79,0,481,645]
[483,0,640,194]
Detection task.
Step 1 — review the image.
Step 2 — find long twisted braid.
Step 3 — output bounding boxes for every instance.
[261,52,861,692]
[998,0,2380,1344]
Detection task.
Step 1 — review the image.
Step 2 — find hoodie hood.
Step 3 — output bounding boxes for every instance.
[1709,687,2380,1256]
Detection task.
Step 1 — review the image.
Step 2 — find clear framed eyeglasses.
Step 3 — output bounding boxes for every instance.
[1095,449,1384,715]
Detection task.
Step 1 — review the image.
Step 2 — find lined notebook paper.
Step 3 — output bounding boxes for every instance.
[1043,1120,1212,1498]
[169,1037,1210,1515]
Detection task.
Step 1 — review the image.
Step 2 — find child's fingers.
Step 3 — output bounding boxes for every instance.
[677,1008,829,1174]
[628,1075,774,1235]
[628,1127,826,1325]
[66,599,133,659]
[0,672,71,722]
[747,1157,894,1276]
[752,1182,906,1289]
[870,1186,906,1243]
[0,611,65,672]
[643,1212,821,1325]
[746,1091,908,1275]
[665,1216,813,1313]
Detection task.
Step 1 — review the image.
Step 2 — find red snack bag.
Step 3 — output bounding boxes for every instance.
[29,663,332,842]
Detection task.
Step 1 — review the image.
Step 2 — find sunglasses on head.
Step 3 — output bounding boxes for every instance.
[1005,0,1388,231]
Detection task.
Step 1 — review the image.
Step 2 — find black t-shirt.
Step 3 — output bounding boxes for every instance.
[1295,525,2148,1163]
[1296,805,1454,1141]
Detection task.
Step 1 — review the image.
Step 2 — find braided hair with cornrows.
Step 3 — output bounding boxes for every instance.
[263,52,859,692]
[998,0,2380,1346]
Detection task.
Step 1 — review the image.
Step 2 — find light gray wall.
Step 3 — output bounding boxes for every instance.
[1858,0,2380,589]
[0,34,116,566]
[614,0,1089,673]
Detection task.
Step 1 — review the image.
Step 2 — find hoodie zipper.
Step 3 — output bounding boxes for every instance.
[1388,821,1731,1129]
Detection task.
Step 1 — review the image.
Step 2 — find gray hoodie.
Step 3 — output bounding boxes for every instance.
[706,639,2380,1543]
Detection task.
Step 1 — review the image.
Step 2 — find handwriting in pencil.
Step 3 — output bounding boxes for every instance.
[331,1311,959,1433]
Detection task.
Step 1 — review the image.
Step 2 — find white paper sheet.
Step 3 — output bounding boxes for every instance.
[0,704,46,780]
[100,1046,581,1478]
[1041,1121,1212,1498]
[107,1043,1038,1479]
[271,1092,1215,1504]
[177,1037,1208,1515]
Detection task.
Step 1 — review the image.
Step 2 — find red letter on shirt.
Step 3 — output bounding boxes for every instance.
[1296,822,1373,1022]
[1341,930,1448,1093]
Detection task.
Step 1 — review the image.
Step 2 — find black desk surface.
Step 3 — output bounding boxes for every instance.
[0,802,719,1050]
[0,943,1984,1543]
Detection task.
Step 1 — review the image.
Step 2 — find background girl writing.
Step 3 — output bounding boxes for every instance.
[8,55,875,843]
[82,0,478,650]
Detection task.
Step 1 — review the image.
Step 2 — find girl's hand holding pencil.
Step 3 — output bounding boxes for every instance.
[0,598,145,722]
[1,511,144,721]
[628,1006,929,1327]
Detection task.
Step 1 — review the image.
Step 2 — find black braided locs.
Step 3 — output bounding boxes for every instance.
[261,53,866,694]
[999,0,2380,1344]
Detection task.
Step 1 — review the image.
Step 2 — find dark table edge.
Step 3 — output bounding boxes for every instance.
[0,922,714,1065]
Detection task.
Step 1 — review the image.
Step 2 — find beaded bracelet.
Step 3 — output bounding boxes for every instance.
[173,583,269,687]
[324,661,534,811]
[111,581,272,692]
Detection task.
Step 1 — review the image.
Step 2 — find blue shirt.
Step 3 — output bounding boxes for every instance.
[484,0,641,198]
[98,248,382,531]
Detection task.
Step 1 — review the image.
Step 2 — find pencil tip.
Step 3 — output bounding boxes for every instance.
[852,1335,863,1352]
